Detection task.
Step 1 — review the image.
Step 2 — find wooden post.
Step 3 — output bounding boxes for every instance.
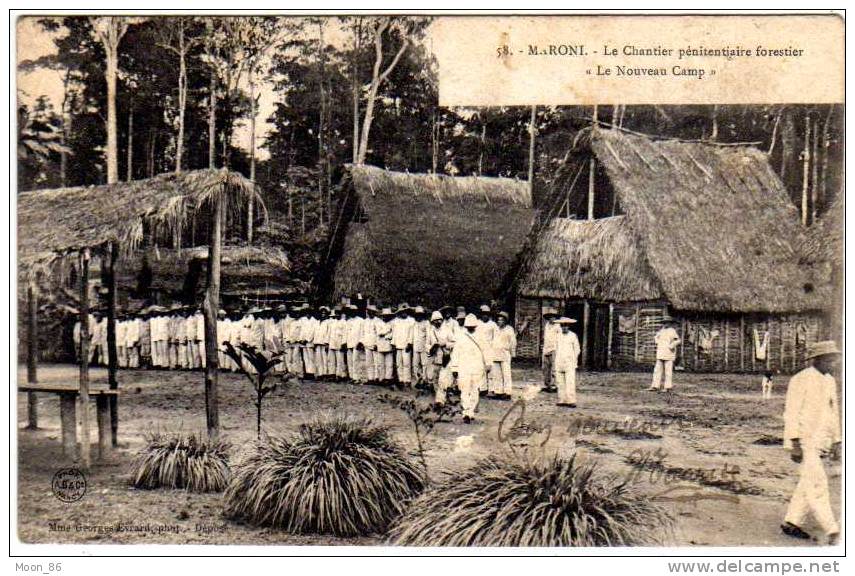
[26,282,38,429]
[792,317,798,372]
[766,321,772,372]
[59,393,77,458]
[633,303,640,363]
[78,249,91,471]
[679,317,686,367]
[724,319,729,370]
[203,196,222,439]
[581,300,590,370]
[606,303,614,369]
[96,395,111,459]
[106,241,119,446]
[739,315,745,372]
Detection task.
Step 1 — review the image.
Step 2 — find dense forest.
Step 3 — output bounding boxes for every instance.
[18,16,843,283]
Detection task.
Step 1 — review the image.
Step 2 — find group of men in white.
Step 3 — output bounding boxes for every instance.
[71,297,840,542]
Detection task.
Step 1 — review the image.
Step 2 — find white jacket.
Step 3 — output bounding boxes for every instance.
[553,330,580,372]
[783,366,841,450]
[449,329,488,376]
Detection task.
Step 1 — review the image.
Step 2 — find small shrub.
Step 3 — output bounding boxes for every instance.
[389,454,673,546]
[129,432,230,493]
[224,415,426,536]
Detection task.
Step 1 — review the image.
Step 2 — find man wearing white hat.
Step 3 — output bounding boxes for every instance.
[375,308,395,384]
[301,307,319,379]
[648,317,681,392]
[391,304,415,386]
[327,307,348,380]
[553,317,580,407]
[541,307,560,392]
[474,304,497,395]
[489,311,517,400]
[361,305,379,383]
[425,310,445,390]
[781,340,841,545]
[345,305,365,383]
[450,314,489,423]
[411,306,430,387]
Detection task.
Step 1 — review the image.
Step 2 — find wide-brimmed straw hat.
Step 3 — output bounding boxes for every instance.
[381,307,395,317]
[555,317,577,325]
[430,311,443,321]
[464,313,479,328]
[479,304,491,314]
[497,311,510,320]
[806,340,841,359]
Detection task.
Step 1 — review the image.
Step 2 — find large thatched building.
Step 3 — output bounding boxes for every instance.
[325,165,535,308]
[512,127,832,373]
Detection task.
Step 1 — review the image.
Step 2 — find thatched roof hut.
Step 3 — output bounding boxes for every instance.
[518,216,661,302]
[518,127,830,313]
[327,165,534,308]
[18,169,258,275]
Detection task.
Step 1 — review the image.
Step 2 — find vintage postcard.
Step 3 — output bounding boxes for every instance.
[11,8,845,566]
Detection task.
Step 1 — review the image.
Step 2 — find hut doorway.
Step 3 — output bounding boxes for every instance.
[561,300,609,370]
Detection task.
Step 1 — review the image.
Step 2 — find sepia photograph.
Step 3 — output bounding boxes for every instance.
[12,11,844,556]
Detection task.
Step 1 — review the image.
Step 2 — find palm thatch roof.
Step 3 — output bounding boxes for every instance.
[518,127,830,313]
[802,195,843,270]
[330,165,534,308]
[116,244,299,299]
[518,216,661,301]
[18,169,260,276]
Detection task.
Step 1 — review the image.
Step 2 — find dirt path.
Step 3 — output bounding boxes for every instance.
[16,364,840,546]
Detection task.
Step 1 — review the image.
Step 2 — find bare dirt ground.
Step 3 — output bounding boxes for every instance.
[16,363,841,547]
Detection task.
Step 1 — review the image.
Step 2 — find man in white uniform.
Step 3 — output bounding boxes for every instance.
[648,317,681,392]
[116,316,128,368]
[489,311,516,400]
[150,311,167,367]
[781,340,841,545]
[301,307,319,379]
[411,306,429,387]
[375,308,395,385]
[474,305,497,395]
[361,305,379,384]
[541,307,560,393]
[553,317,580,408]
[125,314,141,368]
[313,307,331,379]
[326,307,347,380]
[391,304,415,387]
[450,314,488,423]
[184,310,197,369]
[345,305,364,383]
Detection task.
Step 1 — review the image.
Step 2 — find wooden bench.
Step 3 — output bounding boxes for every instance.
[19,386,119,460]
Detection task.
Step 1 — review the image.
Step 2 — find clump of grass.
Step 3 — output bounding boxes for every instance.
[223,415,425,536]
[129,431,230,493]
[388,454,673,546]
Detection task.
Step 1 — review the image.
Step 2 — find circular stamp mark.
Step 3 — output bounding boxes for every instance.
[52,468,87,503]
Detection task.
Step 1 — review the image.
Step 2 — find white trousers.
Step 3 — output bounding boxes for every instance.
[302,346,315,375]
[314,346,327,377]
[396,349,412,383]
[651,359,674,390]
[489,360,513,395]
[376,351,394,380]
[785,446,839,536]
[554,368,577,404]
[458,372,483,417]
[435,366,454,404]
[364,349,376,381]
[347,348,364,382]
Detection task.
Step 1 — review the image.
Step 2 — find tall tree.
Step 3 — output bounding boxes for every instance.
[89,17,131,184]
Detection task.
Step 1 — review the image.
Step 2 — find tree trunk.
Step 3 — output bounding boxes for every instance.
[175,26,187,173]
[78,249,92,470]
[126,99,134,182]
[801,114,811,226]
[317,22,327,228]
[478,122,486,176]
[811,119,820,224]
[528,105,536,198]
[819,106,833,214]
[247,67,256,243]
[26,282,38,429]
[208,68,217,169]
[431,111,438,174]
[60,72,70,188]
[710,104,719,141]
[203,198,222,440]
[106,241,119,446]
[106,50,119,184]
[351,18,362,164]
